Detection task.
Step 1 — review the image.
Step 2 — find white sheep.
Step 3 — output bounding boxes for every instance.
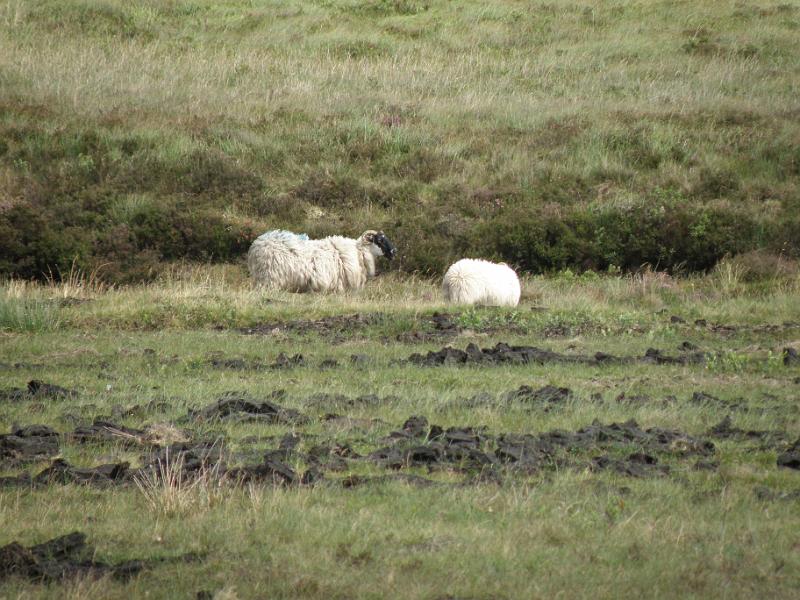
[442,258,521,307]
[247,229,397,292]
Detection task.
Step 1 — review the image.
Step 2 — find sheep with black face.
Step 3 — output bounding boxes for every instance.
[247,229,397,292]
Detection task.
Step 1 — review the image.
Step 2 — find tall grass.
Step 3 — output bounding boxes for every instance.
[2,265,799,334]
[44,260,110,300]
[0,295,61,332]
[133,447,224,518]
[0,262,108,332]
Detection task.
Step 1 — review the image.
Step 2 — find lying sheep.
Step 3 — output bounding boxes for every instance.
[247,229,397,292]
[442,258,521,307]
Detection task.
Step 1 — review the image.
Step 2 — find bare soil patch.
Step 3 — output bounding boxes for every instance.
[0,381,79,402]
[0,532,200,584]
[0,532,143,583]
[2,387,797,492]
[406,343,705,367]
[238,313,386,340]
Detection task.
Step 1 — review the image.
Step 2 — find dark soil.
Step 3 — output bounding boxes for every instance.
[429,313,460,333]
[207,353,306,370]
[0,381,78,402]
[226,457,301,486]
[189,392,308,425]
[642,348,705,365]
[238,311,530,344]
[784,347,800,366]
[304,393,399,410]
[447,385,577,411]
[109,399,170,419]
[365,417,715,478]
[450,387,749,412]
[502,385,573,410]
[1,425,59,463]
[754,486,800,501]
[693,459,720,471]
[405,343,704,367]
[0,412,725,490]
[393,312,466,343]
[238,313,385,339]
[691,392,748,412]
[682,319,800,336]
[4,384,796,492]
[614,393,663,407]
[349,354,371,366]
[208,357,255,370]
[777,439,800,470]
[0,362,44,370]
[69,420,149,447]
[142,441,224,475]
[140,440,320,487]
[0,532,143,583]
[707,416,789,447]
[33,459,132,487]
[340,473,439,488]
[493,419,715,472]
[590,453,669,478]
[272,353,306,369]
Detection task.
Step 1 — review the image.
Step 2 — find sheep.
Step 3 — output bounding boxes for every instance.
[442,258,521,307]
[247,229,397,293]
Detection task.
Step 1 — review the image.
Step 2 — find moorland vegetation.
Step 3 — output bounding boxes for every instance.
[1,0,799,282]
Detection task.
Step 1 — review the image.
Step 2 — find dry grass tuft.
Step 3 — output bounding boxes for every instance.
[133,447,224,518]
[142,423,191,446]
[45,260,111,300]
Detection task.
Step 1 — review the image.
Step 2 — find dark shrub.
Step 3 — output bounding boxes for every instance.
[472,208,587,272]
[770,217,800,258]
[167,149,263,198]
[0,204,91,279]
[127,204,254,262]
[392,215,463,275]
[465,201,758,274]
[0,200,254,283]
[293,170,366,209]
[720,250,798,282]
[172,210,255,261]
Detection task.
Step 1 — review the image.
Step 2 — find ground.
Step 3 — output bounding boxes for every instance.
[1,268,799,598]
[2,1,800,596]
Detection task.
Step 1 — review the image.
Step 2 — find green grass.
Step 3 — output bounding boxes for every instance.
[1,272,799,598]
[0,296,61,332]
[2,1,800,595]
[1,0,800,280]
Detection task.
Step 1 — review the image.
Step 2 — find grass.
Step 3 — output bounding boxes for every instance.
[1,271,800,597]
[3,261,800,330]
[1,0,800,279]
[133,445,224,518]
[0,296,61,332]
[1,0,800,595]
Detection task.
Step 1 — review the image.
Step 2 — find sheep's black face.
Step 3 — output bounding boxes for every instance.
[368,231,397,260]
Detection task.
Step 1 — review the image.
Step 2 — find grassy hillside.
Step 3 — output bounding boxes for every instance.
[1,0,799,281]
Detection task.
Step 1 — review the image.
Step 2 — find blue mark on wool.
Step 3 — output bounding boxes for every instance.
[255,230,309,243]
